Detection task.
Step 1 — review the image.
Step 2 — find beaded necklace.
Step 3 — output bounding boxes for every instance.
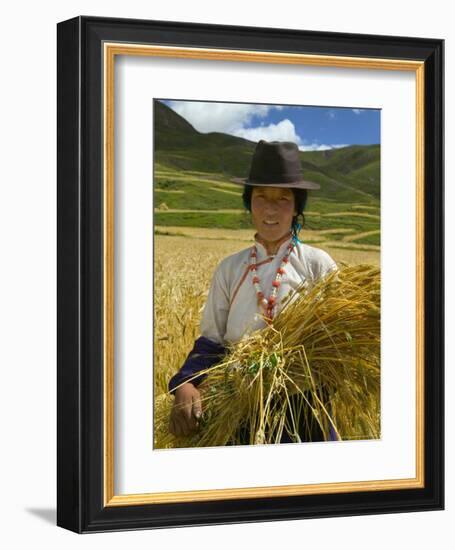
[249,239,295,323]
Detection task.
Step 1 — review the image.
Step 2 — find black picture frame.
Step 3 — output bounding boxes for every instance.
[57,15,444,533]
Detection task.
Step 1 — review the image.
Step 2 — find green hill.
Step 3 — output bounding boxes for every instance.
[153,100,380,246]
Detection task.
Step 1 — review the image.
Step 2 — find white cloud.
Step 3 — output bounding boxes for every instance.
[298,143,349,152]
[166,100,281,135]
[233,119,301,143]
[164,101,348,150]
[352,108,364,115]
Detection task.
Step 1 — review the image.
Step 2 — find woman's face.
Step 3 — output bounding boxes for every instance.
[251,186,297,244]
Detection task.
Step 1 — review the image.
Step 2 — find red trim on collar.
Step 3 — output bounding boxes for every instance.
[254,232,293,258]
[230,257,273,306]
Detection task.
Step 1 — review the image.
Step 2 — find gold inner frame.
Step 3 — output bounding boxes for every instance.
[103,43,425,506]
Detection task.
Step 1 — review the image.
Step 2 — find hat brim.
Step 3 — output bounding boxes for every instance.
[231,177,320,190]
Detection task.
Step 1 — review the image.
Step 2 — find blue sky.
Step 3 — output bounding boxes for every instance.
[161,99,380,151]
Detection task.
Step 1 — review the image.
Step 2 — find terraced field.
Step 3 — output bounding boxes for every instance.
[153,165,380,252]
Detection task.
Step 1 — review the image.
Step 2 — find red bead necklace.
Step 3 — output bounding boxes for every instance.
[249,241,295,322]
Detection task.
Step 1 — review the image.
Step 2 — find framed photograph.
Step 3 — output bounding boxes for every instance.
[57,16,444,533]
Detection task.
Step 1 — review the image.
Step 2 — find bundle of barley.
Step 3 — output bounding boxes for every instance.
[154,264,380,449]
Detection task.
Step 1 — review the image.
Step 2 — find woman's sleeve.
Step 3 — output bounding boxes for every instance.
[168,336,227,393]
[168,262,231,393]
[199,262,231,345]
[314,249,338,280]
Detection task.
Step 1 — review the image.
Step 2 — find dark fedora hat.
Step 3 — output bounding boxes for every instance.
[232,140,320,190]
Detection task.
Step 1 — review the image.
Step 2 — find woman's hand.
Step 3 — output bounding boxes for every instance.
[169,382,202,437]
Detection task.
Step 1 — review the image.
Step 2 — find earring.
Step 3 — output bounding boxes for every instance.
[293,214,304,244]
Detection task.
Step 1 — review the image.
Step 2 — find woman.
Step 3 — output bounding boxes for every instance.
[168,140,337,441]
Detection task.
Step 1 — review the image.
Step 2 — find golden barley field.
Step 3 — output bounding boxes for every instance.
[153,227,380,401]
